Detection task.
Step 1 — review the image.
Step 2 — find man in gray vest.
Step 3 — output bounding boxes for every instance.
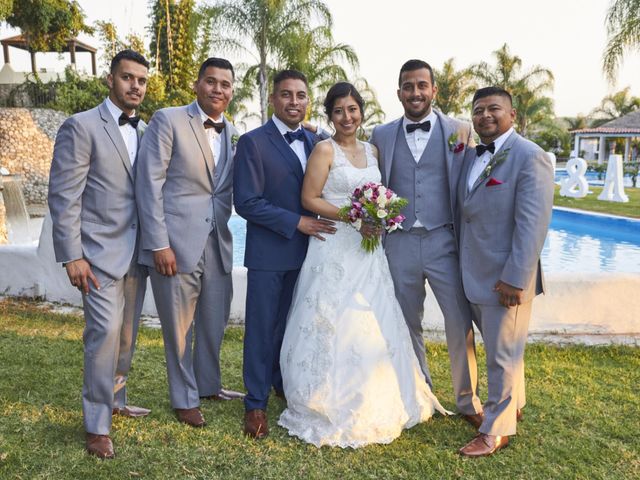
[370,59,483,423]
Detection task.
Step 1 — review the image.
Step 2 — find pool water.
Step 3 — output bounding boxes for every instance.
[230,209,640,273]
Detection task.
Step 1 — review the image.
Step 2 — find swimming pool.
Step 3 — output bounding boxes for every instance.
[229,209,640,273]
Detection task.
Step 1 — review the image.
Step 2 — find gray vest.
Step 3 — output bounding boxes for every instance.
[209,136,227,232]
[389,120,452,230]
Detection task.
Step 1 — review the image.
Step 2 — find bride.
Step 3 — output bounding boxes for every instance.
[278,82,449,448]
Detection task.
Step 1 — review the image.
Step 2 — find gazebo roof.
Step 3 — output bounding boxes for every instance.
[0,34,97,53]
[571,109,640,135]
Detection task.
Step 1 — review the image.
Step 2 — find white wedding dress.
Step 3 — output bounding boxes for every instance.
[278,138,448,448]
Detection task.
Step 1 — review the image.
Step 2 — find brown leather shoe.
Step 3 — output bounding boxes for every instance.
[461,412,484,429]
[244,409,268,439]
[112,405,151,417]
[201,388,246,401]
[459,433,509,457]
[175,407,206,427]
[85,433,115,459]
[516,408,524,422]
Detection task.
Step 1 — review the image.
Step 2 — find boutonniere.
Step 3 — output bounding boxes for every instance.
[138,124,146,138]
[448,132,464,153]
[479,148,511,184]
[231,134,239,147]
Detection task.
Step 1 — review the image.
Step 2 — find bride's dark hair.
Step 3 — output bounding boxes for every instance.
[323,82,365,121]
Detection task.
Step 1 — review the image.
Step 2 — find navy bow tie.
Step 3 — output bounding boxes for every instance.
[475,142,495,156]
[406,120,431,133]
[118,113,140,129]
[203,118,225,133]
[284,129,305,144]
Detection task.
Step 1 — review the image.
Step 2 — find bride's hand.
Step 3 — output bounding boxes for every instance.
[359,223,382,239]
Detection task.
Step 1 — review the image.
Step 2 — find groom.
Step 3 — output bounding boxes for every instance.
[233,69,335,439]
[457,87,553,456]
[370,59,483,420]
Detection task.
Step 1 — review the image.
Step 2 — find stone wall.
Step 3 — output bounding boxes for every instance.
[0,108,67,205]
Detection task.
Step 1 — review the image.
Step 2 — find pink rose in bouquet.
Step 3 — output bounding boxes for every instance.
[337,182,408,253]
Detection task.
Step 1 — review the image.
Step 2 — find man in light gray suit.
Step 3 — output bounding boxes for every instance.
[457,87,554,457]
[370,59,483,421]
[48,50,151,459]
[136,57,243,428]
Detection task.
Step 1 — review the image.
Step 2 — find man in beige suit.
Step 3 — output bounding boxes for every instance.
[456,86,554,457]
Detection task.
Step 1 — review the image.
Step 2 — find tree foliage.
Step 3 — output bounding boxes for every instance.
[471,44,555,136]
[591,86,640,125]
[210,0,333,124]
[0,0,13,21]
[5,0,93,51]
[148,0,198,98]
[603,0,640,82]
[433,58,476,116]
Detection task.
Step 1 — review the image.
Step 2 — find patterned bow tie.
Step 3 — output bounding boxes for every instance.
[118,113,140,129]
[475,142,496,156]
[406,120,431,133]
[284,129,305,144]
[204,119,225,133]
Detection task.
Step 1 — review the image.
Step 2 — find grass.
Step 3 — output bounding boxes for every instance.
[554,185,640,218]
[0,298,639,479]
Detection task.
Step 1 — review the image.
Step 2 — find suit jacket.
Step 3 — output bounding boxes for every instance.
[135,101,238,274]
[233,119,317,271]
[48,99,145,280]
[370,109,474,228]
[456,131,554,305]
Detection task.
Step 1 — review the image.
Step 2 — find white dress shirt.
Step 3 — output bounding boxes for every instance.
[105,97,137,166]
[196,102,223,165]
[403,110,438,162]
[272,114,307,172]
[467,127,514,192]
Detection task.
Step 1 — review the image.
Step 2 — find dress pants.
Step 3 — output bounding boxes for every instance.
[243,269,300,412]
[471,301,531,436]
[385,225,482,414]
[82,262,147,435]
[149,232,232,408]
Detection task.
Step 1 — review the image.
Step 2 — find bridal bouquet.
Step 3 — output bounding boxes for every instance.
[337,182,408,253]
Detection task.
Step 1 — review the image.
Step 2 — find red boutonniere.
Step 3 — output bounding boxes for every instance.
[453,143,464,154]
[486,177,504,187]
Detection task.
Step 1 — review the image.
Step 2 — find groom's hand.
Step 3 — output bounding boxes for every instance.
[297,216,336,241]
[494,280,523,307]
[153,247,178,276]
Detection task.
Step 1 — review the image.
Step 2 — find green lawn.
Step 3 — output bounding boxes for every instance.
[554,185,640,218]
[1,299,638,479]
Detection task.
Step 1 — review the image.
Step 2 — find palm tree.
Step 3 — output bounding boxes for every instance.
[432,58,476,116]
[564,114,591,130]
[471,44,555,136]
[603,0,640,83]
[353,77,385,138]
[280,24,359,121]
[591,86,640,125]
[208,0,332,124]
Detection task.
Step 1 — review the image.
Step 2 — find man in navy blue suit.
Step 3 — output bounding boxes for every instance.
[233,70,336,439]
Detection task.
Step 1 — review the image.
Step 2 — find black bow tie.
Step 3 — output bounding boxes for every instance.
[284,129,305,144]
[118,113,140,129]
[475,142,496,156]
[203,119,225,133]
[406,120,431,133]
